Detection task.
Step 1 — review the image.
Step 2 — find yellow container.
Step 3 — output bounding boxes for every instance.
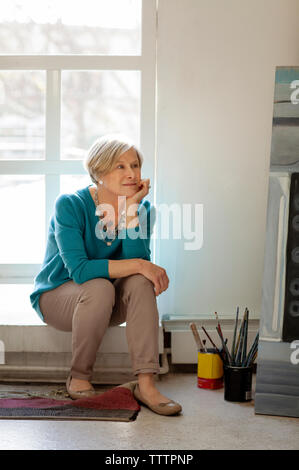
[197,350,224,389]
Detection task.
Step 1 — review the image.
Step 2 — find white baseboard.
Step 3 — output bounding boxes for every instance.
[0,323,165,383]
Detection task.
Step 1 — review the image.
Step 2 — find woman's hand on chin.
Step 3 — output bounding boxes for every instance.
[126,178,150,206]
[118,179,150,226]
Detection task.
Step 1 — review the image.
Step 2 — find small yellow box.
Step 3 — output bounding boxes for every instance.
[197,350,223,389]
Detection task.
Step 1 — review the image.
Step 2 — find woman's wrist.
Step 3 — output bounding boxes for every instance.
[124,206,139,229]
[117,204,139,230]
[126,215,139,229]
[108,258,144,278]
[137,258,146,274]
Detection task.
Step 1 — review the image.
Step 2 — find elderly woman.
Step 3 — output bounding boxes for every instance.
[30,134,182,416]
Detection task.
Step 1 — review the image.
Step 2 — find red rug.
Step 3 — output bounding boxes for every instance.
[0,385,140,421]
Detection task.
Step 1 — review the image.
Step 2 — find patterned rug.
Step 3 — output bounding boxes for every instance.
[0,381,140,421]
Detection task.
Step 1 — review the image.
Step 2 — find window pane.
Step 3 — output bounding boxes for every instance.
[0,176,45,263]
[0,284,44,325]
[0,71,46,160]
[0,0,141,55]
[61,70,140,160]
[60,175,91,194]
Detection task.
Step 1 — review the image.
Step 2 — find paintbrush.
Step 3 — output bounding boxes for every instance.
[243,332,259,367]
[244,346,258,367]
[224,338,233,365]
[238,309,248,365]
[216,327,226,363]
[231,306,239,364]
[201,325,220,353]
[214,311,224,340]
[189,322,204,351]
[216,325,232,365]
[250,350,258,366]
[215,311,229,360]
[241,309,249,365]
[236,319,246,366]
[234,308,246,357]
[234,308,247,362]
[243,332,258,366]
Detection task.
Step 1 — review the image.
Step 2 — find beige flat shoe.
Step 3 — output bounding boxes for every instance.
[66,374,96,400]
[133,384,182,416]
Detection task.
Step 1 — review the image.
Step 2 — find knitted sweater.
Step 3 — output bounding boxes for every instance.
[29,185,154,322]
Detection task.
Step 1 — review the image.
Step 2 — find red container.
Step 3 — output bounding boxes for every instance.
[197,376,223,389]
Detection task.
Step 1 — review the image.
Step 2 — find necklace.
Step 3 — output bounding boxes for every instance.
[93,187,126,246]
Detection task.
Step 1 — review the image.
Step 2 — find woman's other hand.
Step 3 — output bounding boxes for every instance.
[138,259,169,296]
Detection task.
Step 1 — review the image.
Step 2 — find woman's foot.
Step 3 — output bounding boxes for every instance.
[134,381,182,416]
[137,373,174,406]
[69,377,94,392]
[138,384,173,406]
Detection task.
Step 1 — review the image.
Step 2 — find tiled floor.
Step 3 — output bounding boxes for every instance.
[0,372,298,450]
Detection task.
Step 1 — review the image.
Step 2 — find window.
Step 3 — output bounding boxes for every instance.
[0,0,157,325]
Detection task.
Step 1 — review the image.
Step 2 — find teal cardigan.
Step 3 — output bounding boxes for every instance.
[30,185,154,322]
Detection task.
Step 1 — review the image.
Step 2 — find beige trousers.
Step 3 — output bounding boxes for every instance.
[39,274,160,381]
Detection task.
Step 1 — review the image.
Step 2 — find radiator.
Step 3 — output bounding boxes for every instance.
[0,324,165,384]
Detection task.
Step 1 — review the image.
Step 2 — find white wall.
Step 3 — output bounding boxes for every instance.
[155,0,299,319]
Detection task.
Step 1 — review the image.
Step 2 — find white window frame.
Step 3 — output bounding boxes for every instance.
[0,0,158,286]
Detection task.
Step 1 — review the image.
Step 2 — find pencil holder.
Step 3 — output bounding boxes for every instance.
[223,365,253,402]
[197,348,224,389]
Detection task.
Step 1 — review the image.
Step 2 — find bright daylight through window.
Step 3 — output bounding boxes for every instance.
[0,0,148,324]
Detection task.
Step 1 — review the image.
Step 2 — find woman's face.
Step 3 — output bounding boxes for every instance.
[100,147,141,198]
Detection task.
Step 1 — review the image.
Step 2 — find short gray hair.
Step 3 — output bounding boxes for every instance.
[83,133,144,185]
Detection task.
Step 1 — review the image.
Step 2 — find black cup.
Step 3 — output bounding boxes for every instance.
[223,365,253,402]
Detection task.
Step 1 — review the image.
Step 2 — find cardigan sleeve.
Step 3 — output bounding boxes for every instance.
[118,200,156,261]
[54,194,110,284]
